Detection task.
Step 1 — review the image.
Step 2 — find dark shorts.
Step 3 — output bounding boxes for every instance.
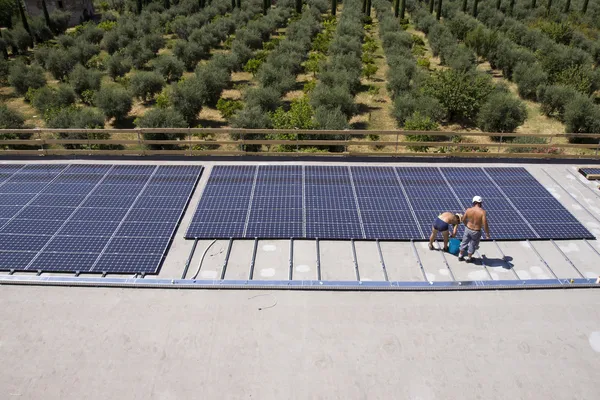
[433,217,449,232]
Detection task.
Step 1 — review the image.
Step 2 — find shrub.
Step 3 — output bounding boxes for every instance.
[513,62,547,100]
[57,34,75,48]
[564,96,600,137]
[392,93,445,126]
[79,25,104,44]
[8,62,46,95]
[69,64,102,96]
[313,106,349,130]
[422,70,495,124]
[554,65,597,95]
[135,108,187,149]
[231,105,272,129]
[477,92,527,134]
[173,40,206,71]
[507,136,551,154]
[271,97,315,129]
[70,41,101,65]
[216,98,244,119]
[0,58,8,83]
[386,70,411,98]
[125,42,154,69]
[0,104,25,129]
[195,63,230,107]
[130,71,165,102]
[537,85,579,121]
[243,57,264,75]
[244,87,282,113]
[10,27,33,54]
[94,84,133,121]
[46,48,76,81]
[151,55,184,82]
[106,53,132,80]
[45,106,105,129]
[31,85,76,115]
[310,84,356,118]
[362,63,378,80]
[403,112,440,152]
[143,33,165,54]
[50,10,71,34]
[170,76,206,125]
[30,17,54,43]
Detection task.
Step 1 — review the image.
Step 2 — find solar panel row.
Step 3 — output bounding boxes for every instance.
[0,164,202,274]
[185,166,594,241]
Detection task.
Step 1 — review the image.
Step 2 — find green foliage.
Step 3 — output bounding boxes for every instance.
[244,86,282,112]
[477,92,527,134]
[513,62,547,99]
[69,64,102,97]
[130,71,165,102]
[195,62,230,107]
[151,55,184,82]
[0,58,8,83]
[98,20,117,31]
[31,85,76,115]
[0,0,16,29]
[392,91,445,126]
[107,53,132,80]
[362,63,378,80]
[135,108,187,149]
[310,84,357,118]
[304,52,325,76]
[143,33,166,54]
[94,84,133,121]
[536,21,573,46]
[422,70,495,124]
[507,136,553,154]
[46,48,76,81]
[216,98,244,119]
[243,57,264,75]
[403,112,440,152]
[49,10,71,35]
[537,85,579,122]
[155,88,170,108]
[8,61,46,95]
[45,107,105,129]
[173,39,207,71]
[416,57,430,69]
[270,97,315,129]
[564,96,600,137]
[303,79,317,93]
[313,106,349,130]
[554,65,597,95]
[231,105,272,129]
[0,104,25,129]
[170,76,205,126]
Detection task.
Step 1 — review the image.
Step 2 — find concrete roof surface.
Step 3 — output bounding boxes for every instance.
[1,286,599,399]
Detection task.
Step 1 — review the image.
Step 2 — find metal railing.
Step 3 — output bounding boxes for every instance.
[2,128,600,159]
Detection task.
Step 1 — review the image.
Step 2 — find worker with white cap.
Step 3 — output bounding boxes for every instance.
[458,195,490,262]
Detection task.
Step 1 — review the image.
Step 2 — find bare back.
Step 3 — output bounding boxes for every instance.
[464,206,486,231]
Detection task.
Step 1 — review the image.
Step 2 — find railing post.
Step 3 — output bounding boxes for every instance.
[498,134,502,153]
[188,128,192,156]
[547,135,553,155]
[296,132,299,153]
[37,128,45,155]
[87,129,92,153]
[395,132,399,154]
[596,138,600,156]
[137,129,144,156]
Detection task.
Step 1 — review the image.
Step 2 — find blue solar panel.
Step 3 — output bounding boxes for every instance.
[185,166,594,241]
[0,251,37,269]
[0,206,22,218]
[30,253,99,271]
[2,219,64,235]
[70,207,129,222]
[45,236,110,253]
[105,237,169,255]
[0,163,202,274]
[0,234,50,251]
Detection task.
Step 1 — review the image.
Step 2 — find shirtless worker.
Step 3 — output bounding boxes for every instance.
[428,212,462,252]
[458,196,490,262]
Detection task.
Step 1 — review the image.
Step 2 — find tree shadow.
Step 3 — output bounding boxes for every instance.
[356,102,381,114]
[113,116,136,129]
[350,121,369,130]
[197,119,228,128]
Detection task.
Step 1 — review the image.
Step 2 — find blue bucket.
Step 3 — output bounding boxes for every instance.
[448,238,461,255]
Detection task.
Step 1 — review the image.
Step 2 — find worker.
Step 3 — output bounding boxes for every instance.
[428,212,463,252]
[458,195,490,262]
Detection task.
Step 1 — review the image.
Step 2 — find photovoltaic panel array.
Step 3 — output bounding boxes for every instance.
[0,164,202,274]
[579,167,600,179]
[185,165,594,241]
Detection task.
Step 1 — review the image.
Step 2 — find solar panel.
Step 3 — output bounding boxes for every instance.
[0,163,203,274]
[185,166,594,241]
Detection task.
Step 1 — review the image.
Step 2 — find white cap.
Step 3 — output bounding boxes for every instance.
[472,195,483,204]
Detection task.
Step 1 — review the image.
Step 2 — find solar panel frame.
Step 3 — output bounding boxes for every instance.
[186,166,594,241]
[0,164,203,274]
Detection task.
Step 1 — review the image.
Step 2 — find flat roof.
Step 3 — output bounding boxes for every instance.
[1,160,599,287]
